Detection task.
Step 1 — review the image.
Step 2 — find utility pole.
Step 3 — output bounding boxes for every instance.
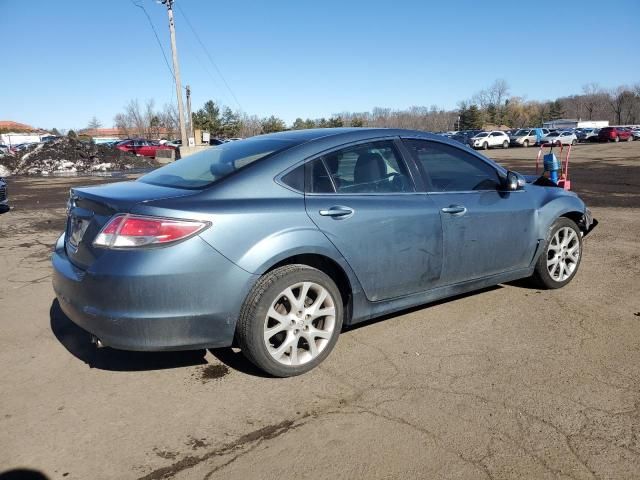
[185,85,194,142]
[162,0,188,147]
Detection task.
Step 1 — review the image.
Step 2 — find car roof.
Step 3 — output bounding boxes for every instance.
[253,127,466,147]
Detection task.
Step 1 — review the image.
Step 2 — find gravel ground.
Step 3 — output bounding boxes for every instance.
[0,141,639,480]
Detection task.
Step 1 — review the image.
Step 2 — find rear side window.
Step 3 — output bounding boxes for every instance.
[403,139,500,192]
[306,140,414,194]
[280,164,305,192]
[139,138,299,189]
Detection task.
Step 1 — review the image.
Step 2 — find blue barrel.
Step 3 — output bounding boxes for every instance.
[543,153,561,183]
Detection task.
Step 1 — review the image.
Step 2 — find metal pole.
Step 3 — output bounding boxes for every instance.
[163,0,188,147]
[186,84,194,142]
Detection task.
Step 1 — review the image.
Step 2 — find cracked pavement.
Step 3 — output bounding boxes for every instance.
[1,142,639,479]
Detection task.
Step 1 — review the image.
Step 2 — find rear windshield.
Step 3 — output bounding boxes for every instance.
[139,137,298,189]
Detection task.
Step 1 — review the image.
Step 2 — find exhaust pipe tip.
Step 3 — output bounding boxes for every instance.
[91,335,105,348]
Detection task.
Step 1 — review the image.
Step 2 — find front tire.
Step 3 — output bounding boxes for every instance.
[627,135,633,142]
[523,140,529,148]
[614,136,619,142]
[502,140,509,149]
[236,265,343,377]
[530,218,583,289]
[483,142,489,150]
[571,139,576,146]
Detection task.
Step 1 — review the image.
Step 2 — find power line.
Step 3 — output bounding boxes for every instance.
[175,2,243,111]
[130,0,180,88]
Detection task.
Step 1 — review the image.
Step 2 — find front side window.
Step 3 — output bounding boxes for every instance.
[403,139,501,192]
[306,140,414,194]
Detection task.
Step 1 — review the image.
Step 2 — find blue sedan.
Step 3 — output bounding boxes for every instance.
[52,128,596,376]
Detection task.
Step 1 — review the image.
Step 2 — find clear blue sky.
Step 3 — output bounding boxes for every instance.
[1,0,638,130]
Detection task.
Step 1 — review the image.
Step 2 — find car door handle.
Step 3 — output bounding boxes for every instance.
[319,206,354,217]
[441,205,467,215]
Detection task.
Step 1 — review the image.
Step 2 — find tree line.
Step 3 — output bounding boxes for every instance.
[106,80,640,140]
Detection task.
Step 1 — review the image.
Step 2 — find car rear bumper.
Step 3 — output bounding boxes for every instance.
[52,233,259,351]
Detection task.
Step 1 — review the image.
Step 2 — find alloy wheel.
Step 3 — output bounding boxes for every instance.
[546,227,580,282]
[263,282,336,366]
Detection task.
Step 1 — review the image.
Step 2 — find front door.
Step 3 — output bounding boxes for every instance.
[402,138,537,285]
[303,140,443,301]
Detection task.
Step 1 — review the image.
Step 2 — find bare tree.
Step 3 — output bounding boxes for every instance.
[608,86,636,125]
[581,83,605,120]
[87,116,102,130]
[238,114,262,138]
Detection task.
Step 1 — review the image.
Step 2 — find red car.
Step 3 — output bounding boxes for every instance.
[115,139,175,158]
[597,127,633,143]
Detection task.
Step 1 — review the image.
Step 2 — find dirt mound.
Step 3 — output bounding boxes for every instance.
[0,138,157,175]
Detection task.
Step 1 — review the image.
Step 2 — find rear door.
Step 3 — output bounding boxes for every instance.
[402,138,537,285]
[488,132,502,147]
[303,139,443,301]
[137,140,154,157]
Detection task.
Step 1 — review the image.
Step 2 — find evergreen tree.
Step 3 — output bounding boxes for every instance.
[350,117,364,127]
[292,118,306,130]
[67,129,77,139]
[460,105,483,129]
[327,116,344,127]
[192,100,221,135]
[261,115,286,133]
[486,104,497,124]
[220,107,241,138]
[548,100,565,120]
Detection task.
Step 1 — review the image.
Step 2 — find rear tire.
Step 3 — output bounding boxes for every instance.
[614,136,619,142]
[571,139,576,146]
[627,135,633,142]
[530,218,583,289]
[236,265,343,377]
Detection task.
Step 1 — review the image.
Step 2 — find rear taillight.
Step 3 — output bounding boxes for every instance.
[93,214,209,248]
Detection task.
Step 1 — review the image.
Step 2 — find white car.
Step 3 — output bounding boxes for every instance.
[541,131,577,146]
[471,131,510,149]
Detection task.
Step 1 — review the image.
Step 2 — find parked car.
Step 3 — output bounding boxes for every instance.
[0,176,8,208]
[470,130,510,149]
[115,139,176,158]
[450,129,483,146]
[541,131,577,146]
[509,128,549,147]
[575,128,599,142]
[632,129,640,140]
[209,138,225,146]
[597,127,633,142]
[52,128,596,377]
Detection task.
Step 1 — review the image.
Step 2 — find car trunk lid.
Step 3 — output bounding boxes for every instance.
[65,180,195,269]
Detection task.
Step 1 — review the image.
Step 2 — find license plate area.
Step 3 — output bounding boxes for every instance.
[67,215,90,250]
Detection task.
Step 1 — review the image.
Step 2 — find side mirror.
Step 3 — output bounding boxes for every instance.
[505,171,525,191]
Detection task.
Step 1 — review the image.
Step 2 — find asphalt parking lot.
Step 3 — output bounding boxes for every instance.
[1,141,639,479]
